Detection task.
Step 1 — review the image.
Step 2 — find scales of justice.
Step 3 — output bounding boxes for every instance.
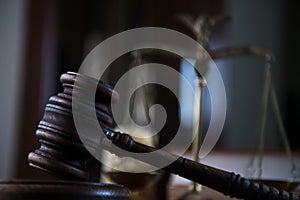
[0,15,299,200]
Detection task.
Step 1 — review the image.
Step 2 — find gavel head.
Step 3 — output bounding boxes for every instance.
[28,72,119,180]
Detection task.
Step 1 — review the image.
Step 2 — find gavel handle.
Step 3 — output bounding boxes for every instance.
[104,130,299,200]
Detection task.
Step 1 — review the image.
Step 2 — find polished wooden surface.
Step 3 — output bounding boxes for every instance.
[0,180,130,200]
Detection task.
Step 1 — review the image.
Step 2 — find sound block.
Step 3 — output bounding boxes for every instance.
[0,180,130,200]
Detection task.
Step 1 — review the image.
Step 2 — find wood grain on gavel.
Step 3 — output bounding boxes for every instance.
[28,72,299,200]
[28,72,119,180]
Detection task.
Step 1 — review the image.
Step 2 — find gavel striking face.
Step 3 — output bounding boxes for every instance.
[28,72,299,200]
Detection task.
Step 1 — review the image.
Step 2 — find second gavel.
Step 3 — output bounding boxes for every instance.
[28,72,299,200]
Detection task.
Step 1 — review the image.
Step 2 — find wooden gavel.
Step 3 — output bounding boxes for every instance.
[28,72,299,200]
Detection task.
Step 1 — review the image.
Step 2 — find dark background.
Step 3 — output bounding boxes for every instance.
[0,0,298,179]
